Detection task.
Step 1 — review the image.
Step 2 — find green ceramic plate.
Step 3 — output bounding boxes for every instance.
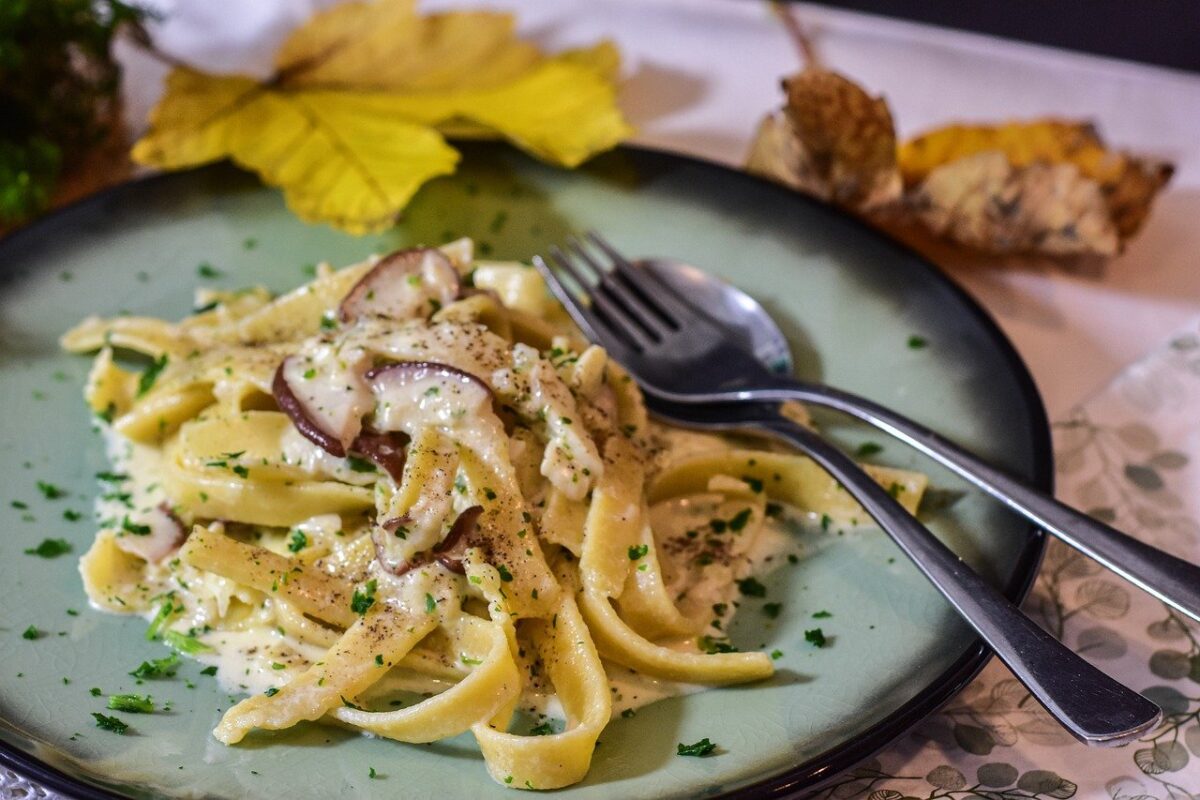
[0,145,1049,799]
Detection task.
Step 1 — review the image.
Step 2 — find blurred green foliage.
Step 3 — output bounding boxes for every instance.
[0,0,146,224]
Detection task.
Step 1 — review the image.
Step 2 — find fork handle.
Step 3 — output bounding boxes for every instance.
[755,414,1160,746]
[750,380,1200,624]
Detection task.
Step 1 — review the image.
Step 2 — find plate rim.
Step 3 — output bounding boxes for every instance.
[0,145,1052,800]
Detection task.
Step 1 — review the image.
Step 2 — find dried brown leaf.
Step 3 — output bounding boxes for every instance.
[746,70,900,210]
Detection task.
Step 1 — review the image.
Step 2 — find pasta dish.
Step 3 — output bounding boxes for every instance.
[62,240,925,789]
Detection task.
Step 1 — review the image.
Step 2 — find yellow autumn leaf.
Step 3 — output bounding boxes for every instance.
[274,2,541,92]
[132,0,630,233]
[899,120,1173,239]
[910,151,1122,257]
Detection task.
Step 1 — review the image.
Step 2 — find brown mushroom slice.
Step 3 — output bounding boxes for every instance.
[434,505,483,574]
[113,503,187,563]
[338,248,461,323]
[365,361,493,433]
[272,354,371,457]
[349,430,410,483]
[373,505,483,577]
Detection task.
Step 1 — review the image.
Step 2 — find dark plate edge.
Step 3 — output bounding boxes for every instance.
[0,147,1053,800]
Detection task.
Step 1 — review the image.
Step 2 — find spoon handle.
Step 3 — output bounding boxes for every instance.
[762,380,1200,624]
[756,414,1160,746]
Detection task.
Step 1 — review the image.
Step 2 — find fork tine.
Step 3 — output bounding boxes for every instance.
[565,237,674,339]
[532,254,630,355]
[536,250,648,354]
[549,246,655,350]
[584,231,697,322]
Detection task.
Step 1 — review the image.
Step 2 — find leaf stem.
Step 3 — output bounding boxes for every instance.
[769,2,820,70]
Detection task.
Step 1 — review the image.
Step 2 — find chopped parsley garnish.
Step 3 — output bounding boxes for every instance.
[820,513,832,531]
[855,442,883,458]
[728,508,753,532]
[346,455,376,473]
[232,465,250,479]
[120,515,151,536]
[145,599,179,640]
[319,313,337,331]
[130,653,180,679]
[621,708,636,719]
[136,354,169,397]
[805,628,828,648]
[63,509,83,521]
[369,767,379,779]
[887,482,903,498]
[287,530,308,553]
[628,544,649,560]
[425,593,437,614]
[374,654,384,666]
[496,564,514,582]
[200,665,218,676]
[771,649,784,660]
[95,471,128,483]
[264,687,279,697]
[529,722,555,736]
[90,687,102,696]
[741,475,764,493]
[812,610,832,619]
[697,635,737,654]
[710,518,727,533]
[351,580,377,615]
[736,577,767,598]
[907,335,928,350]
[164,630,213,655]
[107,694,155,713]
[763,602,783,619]
[482,487,497,501]
[36,480,66,499]
[677,738,717,757]
[461,655,483,666]
[10,500,28,509]
[92,713,129,734]
[22,625,40,640]
[24,537,71,558]
[196,262,222,279]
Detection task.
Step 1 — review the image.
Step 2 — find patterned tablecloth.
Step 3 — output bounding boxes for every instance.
[818,322,1200,800]
[4,330,1198,800]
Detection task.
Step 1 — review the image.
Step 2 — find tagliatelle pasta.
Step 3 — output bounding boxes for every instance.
[62,239,927,790]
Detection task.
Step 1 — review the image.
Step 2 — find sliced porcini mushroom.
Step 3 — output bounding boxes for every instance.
[349,430,410,483]
[365,361,493,431]
[373,505,483,577]
[374,515,417,576]
[113,502,187,563]
[434,505,483,574]
[338,248,461,323]
[272,355,370,457]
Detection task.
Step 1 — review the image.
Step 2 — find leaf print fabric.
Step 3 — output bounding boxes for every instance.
[817,319,1200,800]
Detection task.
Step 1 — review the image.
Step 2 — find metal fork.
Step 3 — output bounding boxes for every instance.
[534,233,1162,746]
